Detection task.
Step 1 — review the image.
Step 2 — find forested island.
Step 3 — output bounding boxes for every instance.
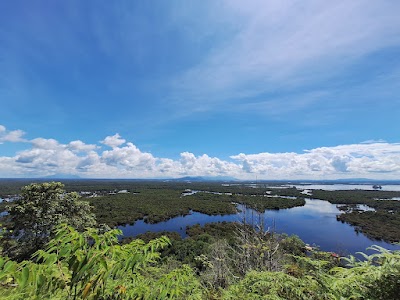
[0,180,400,299]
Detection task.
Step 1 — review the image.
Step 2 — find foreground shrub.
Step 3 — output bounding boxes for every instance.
[0,224,202,299]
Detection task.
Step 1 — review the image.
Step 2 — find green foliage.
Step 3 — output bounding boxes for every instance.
[224,246,400,300]
[123,230,182,244]
[279,235,306,257]
[186,222,239,244]
[2,181,400,299]
[308,189,400,242]
[235,196,305,212]
[3,182,96,260]
[330,245,400,299]
[337,211,400,242]
[1,180,307,229]
[91,194,195,226]
[196,239,234,290]
[89,188,305,227]
[312,189,400,209]
[0,223,400,299]
[0,224,202,299]
[223,270,322,300]
[164,234,212,267]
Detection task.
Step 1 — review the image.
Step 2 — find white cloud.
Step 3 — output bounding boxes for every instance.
[31,138,60,150]
[180,152,197,169]
[0,125,27,143]
[1,126,400,180]
[15,142,81,176]
[68,140,98,152]
[102,142,157,172]
[178,152,241,177]
[231,143,400,179]
[101,133,126,148]
[361,139,387,144]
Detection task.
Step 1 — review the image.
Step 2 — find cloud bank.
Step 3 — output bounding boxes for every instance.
[0,125,399,180]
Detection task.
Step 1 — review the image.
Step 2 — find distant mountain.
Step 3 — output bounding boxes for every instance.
[43,174,81,179]
[21,176,398,185]
[170,176,238,182]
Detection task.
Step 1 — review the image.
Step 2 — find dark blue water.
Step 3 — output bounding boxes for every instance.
[119,199,400,255]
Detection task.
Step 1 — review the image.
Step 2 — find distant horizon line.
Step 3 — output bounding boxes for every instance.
[1,177,399,183]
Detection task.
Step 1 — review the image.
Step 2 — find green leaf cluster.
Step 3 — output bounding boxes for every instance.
[0,224,202,299]
[0,223,400,299]
[3,182,96,260]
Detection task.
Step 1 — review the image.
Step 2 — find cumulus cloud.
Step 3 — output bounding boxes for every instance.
[77,151,101,171]
[178,152,241,177]
[15,143,81,176]
[231,143,400,179]
[101,133,126,148]
[31,138,60,150]
[102,143,156,171]
[180,152,197,169]
[68,140,98,152]
[1,126,400,179]
[0,125,27,143]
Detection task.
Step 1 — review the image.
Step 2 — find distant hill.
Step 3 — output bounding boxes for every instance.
[169,176,238,182]
[44,174,81,179]
[7,176,396,185]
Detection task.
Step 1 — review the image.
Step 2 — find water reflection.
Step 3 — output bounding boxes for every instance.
[119,198,400,255]
[296,199,341,214]
[268,184,400,191]
[375,197,400,201]
[119,211,241,239]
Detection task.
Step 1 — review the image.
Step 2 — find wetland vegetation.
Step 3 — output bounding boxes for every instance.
[1,180,400,299]
[312,189,400,242]
[1,180,400,243]
[1,180,306,227]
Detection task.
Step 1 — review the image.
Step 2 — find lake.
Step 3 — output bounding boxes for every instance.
[119,198,400,256]
[269,184,400,191]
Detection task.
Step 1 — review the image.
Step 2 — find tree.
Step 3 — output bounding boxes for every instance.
[233,211,283,275]
[4,182,96,260]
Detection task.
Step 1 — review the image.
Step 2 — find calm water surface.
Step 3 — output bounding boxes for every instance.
[119,199,400,255]
[273,184,400,191]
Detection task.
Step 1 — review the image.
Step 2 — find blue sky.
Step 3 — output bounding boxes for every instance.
[1,0,400,179]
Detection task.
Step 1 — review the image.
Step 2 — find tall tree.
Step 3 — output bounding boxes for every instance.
[4,182,96,260]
